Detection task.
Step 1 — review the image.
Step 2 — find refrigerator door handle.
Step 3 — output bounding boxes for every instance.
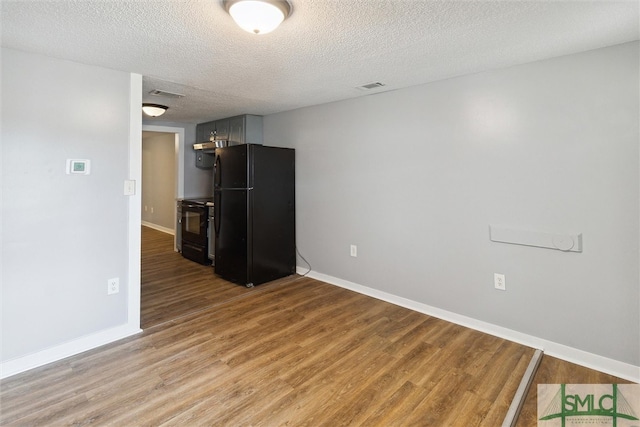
[214,191,221,236]
[214,154,221,189]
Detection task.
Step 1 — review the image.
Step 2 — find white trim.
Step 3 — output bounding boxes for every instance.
[128,74,143,331]
[141,220,174,235]
[298,267,640,383]
[0,324,142,379]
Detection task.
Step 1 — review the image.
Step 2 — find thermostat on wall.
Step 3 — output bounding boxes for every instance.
[66,159,91,175]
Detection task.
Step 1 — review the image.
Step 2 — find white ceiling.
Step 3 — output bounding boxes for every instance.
[2,0,638,124]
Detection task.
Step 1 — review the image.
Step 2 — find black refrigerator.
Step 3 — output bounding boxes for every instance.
[213,144,295,287]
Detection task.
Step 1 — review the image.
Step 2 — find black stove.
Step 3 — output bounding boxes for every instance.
[182,197,213,206]
[180,198,213,265]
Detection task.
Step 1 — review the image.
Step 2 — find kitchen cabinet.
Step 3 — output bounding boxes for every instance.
[214,119,229,141]
[228,116,243,145]
[196,115,263,145]
[195,151,214,168]
[196,121,214,143]
[228,115,263,146]
[194,115,263,168]
[196,119,229,142]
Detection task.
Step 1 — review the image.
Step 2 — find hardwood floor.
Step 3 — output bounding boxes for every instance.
[141,226,253,329]
[1,278,532,426]
[0,227,634,426]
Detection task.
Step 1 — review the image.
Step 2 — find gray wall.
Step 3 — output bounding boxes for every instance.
[142,132,176,230]
[1,48,135,361]
[264,42,639,366]
[141,120,213,198]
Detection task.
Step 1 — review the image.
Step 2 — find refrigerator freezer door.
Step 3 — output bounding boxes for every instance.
[214,145,249,189]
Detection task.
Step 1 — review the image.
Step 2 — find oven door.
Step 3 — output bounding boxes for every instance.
[181,202,208,246]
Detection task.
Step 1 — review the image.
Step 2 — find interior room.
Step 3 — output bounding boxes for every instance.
[1,0,638,425]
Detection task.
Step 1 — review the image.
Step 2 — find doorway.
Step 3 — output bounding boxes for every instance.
[142,131,178,238]
[139,124,185,325]
[141,125,185,247]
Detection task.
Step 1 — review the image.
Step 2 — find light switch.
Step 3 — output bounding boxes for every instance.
[124,180,136,196]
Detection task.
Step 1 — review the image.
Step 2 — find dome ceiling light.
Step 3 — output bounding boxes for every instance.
[142,103,168,117]
[223,0,292,35]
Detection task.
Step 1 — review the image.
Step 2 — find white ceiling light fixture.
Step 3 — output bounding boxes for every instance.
[223,0,291,35]
[142,103,168,117]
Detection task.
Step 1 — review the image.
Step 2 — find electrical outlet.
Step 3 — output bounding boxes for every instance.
[494,273,506,291]
[108,277,119,295]
[350,245,357,257]
[151,207,154,214]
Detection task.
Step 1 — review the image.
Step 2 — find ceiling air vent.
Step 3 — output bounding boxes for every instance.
[356,82,386,91]
[148,89,185,98]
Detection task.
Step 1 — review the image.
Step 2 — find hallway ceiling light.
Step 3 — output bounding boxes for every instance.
[142,103,168,117]
[224,0,291,35]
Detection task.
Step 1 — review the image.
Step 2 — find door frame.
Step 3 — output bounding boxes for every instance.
[135,124,184,330]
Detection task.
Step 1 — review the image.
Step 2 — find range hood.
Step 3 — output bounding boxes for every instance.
[193,140,228,152]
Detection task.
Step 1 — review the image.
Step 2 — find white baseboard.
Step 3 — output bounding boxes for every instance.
[298,267,640,383]
[0,324,142,379]
[141,221,174,235]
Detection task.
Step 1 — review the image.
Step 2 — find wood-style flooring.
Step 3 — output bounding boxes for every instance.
[0,227,633,426]
[141,226,254,328]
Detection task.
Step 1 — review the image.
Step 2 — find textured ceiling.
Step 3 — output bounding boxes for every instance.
[2,0,638,124]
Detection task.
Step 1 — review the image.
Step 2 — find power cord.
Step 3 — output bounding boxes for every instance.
[296,246,312,277]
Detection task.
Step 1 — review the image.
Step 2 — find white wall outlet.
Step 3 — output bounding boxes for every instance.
[494,273,506,291]
[107,277,120,295]
[151,207,154,214]
[350,245,357,257]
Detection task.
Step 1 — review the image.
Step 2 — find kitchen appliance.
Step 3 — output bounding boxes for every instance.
[193,140,229,150]
[214,144,295,287]
[181,198,214,265]
[193,132,230,169]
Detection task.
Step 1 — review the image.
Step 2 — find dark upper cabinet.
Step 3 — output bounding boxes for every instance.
[195,115,263,169]
[196,121,214,143]
[214,119,230,141]
[197,115,263,145]
[228,116,243,145]
[228,115,263,146]
[197,119,229,142]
